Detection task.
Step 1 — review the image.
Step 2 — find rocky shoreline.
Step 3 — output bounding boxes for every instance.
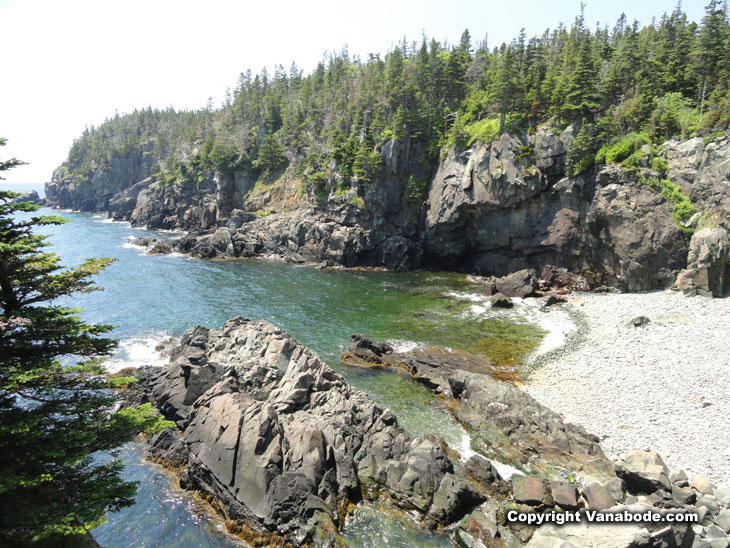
[525,290,730,487]
[45,129,730,295]
[124,315,730,547]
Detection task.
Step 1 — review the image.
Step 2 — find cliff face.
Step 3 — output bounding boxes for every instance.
[45,129,730,292]
[422,129,695,290]
[45,144,154,211]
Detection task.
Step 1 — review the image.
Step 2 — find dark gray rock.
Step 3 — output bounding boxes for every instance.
[146,428,189,469]
[131,318,477,543]
[10,189,41,205]
[48,127,730,293]
[495,269,538,298]
[427,473,485,525]
[464,454,508,493]
[617,450,672,493]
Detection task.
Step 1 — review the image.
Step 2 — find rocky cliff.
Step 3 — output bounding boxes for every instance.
[46,129,730,293]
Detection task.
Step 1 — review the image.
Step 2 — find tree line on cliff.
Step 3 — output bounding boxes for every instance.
[62,2,730,194]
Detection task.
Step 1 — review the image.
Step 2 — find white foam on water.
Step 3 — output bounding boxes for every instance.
[103,334,172,373]
[121,241,143,249]
[456,428,477,462]
[387,339,421,353]
[531,307,575,358]
[443,290,486,303]
[452,428,525,480]
[490,459,525,480]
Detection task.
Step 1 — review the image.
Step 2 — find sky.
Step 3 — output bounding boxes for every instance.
[0,0,707,184]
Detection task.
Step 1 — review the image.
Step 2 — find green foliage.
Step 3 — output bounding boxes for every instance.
[650,93,700,140]
[566,123,597,176]
[106,376,136,387]
[640,176,696,229]
[0,141,169,543]
[649,156,669,173]
[112,403,176,435]
[463,118,500,147]
[254,134,286,173]
[596,132,651,164]
[57,4,730,201]
[349,196,365,209]
[352,142,382,184]
[404,176,428,206]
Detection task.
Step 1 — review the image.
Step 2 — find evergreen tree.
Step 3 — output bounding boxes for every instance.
[254,133,286,172]
[0,139,172,545]
[697,0,730,118]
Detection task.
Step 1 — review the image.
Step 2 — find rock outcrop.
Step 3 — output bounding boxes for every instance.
[46,130,730,292]
[126,320,730,547]
[341,334,615,482]
[9,189,41,205]
[129,318,488,544]
[674,226,729,297]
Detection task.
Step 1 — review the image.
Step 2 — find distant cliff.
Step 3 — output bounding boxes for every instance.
[45,124,730,294]
[44,4,730,294]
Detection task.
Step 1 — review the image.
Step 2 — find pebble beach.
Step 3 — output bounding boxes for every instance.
[526,290,730,485]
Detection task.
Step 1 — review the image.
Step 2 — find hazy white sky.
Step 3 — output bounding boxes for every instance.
[0,0,706,183]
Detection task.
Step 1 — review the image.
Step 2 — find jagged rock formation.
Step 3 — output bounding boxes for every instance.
[342,334,615,483]
[130,320,730,547]
[45,130,730,292]
[674,226,729,297]
[129,318,490,544]
[9,189,41,205]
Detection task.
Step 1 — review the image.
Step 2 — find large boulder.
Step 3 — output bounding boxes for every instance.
[674,226,729,297]
[10,189,41,205]
[616,450,671,493]
[495,269,538,298]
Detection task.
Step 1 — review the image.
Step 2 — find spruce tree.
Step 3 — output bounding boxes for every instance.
[0,139,171,545]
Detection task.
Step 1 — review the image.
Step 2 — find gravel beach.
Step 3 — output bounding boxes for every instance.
[525,290,730,485]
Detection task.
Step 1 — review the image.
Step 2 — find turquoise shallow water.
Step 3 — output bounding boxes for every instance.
[4,184,545,547]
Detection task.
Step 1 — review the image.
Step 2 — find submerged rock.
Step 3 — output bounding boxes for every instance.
[343,334,615,482]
